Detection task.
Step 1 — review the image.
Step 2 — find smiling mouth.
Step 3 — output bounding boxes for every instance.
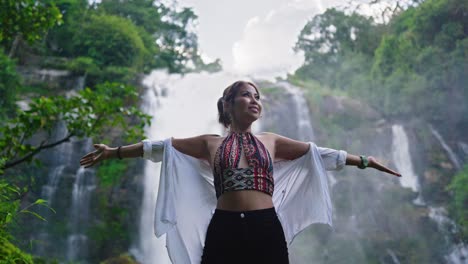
[249,107,259,113]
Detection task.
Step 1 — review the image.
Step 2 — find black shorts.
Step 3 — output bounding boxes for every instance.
[201,207,289,264]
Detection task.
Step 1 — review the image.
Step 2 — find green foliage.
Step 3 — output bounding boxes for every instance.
[88,198,131,261]
[44,0,212,74]
[294,0,467,130]
[95,66,138,85]
[370,0,467,124]
[97,160,128,188]
[44,0,90,56]
[192,57,223,73]
[97,0,165,34]
[0,82,151,171]
[97,0,217,73]
[0,0,62,44]
[294,8,383,94]
[0,49,20,119]
[66,56,99,75]
[0,237,34,264]
[71,14,148,68]
[448,165,468,241]
[100,254,138,264]
[0,179,53,263]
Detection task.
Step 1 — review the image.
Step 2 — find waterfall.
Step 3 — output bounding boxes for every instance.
[428,207,468,263]
[276,81,315,141]
[391,124,424,204]
[34,122,70,256]
[386,248,401,264]
[40,122,71,204]
[429,125,462,170]
[66,164,96,262]
[131,71,254,263]
[31,74,94,262]
[446,244,468,264]
[273,82,341,188]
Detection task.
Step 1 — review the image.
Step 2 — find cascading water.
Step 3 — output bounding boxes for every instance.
[66,157,96,262]
[131,71,258,263]
[391,124,423,204]
[429,207,468,263]
[392,124,467,263]
[34,122,70,256]
[276,81,315,141]
[426,125,468,263]
[429,125,462,171]
[29,73,96,262]
[273,81,341,188]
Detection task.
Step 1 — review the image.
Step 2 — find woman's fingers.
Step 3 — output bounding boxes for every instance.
[80,146,106,168]
[83,154,99,168]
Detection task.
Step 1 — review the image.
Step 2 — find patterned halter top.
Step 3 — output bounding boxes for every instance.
[213,131,274,199]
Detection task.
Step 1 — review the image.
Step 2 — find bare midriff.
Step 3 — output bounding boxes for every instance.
[216,190,274,211]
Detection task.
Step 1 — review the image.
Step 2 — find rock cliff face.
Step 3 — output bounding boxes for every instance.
[260,81,467,264]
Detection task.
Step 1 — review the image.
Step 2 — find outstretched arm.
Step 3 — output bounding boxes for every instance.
[79,142,144,168]
[270,133,401,177]
[80,134,216,168]
[346,154,401,177]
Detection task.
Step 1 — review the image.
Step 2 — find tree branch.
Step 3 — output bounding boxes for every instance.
[2,133,75,170]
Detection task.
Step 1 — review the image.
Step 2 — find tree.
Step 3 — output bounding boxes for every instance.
[0,49,20,119]
[97,0,202,73]
[0,0,62,57]
[370,0,467,121]
[0,82,150,171]
[294,9,382,88]
[72,14,148,68]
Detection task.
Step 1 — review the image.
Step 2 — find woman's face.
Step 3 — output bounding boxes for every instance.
[228,83,262,123]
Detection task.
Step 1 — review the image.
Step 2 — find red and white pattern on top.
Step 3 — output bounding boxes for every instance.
[213,132,274,199]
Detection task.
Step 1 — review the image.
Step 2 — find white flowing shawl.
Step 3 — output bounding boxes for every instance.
[142,138,347,264]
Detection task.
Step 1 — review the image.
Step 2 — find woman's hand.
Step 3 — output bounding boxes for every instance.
[80,144,113,168]
[368,156,401,177]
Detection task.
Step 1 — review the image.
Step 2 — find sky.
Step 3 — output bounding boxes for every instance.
[179,0,327,79]
[178,0,399,79]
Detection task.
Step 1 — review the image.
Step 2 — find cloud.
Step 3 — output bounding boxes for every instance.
[232,1,324,79]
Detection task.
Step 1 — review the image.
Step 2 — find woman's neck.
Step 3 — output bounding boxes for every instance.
[229,123,252,133]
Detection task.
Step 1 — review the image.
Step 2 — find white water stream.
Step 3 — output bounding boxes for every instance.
[429,125,462,171]
[391,124,423,204]
[392,124,467,263]
[276,81,315,141]
[66,163,96,262]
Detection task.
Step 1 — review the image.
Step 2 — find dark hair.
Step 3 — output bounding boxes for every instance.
[217,80,259,128]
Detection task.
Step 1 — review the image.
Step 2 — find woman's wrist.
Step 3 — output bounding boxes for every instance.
[106,147,118,160]
[358,155,369,169]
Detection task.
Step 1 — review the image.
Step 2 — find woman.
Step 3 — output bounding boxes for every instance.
[80,80,401,264]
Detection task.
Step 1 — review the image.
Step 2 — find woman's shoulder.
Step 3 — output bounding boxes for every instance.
[202,134,224,145]
[202,134,222,138]
[256,131,275,136]
[256,132,279,139]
